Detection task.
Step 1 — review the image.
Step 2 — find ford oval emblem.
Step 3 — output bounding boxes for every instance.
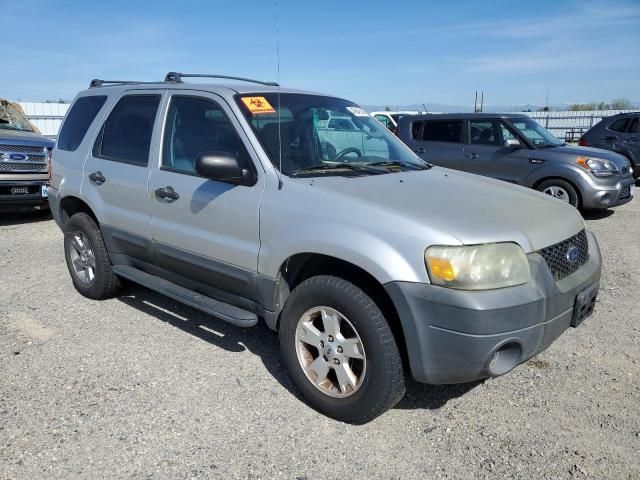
[9,153,28,161]
[566,245,579,263]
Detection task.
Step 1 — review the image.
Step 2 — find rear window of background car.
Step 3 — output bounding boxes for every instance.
[93,95,161,166]
[57,96,107,151]
[420,120,463,143]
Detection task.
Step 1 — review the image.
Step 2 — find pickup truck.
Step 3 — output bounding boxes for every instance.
[0,99,54,208]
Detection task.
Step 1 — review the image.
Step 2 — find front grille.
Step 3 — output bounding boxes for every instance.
[0,162,47,172]
[0,144,47,154]
[538,229,589,281]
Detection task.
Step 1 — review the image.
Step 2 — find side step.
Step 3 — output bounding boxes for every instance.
[112,265,258,328]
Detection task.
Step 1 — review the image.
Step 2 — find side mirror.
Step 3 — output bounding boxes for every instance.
[504,138,522,149]
[195,152,255,186]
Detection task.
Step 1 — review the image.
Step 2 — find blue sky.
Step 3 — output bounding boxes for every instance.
[3,0,639,107]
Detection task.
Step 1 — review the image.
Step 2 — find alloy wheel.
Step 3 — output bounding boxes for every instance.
[294,306,366,398]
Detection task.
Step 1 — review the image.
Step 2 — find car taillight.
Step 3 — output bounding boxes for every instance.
[578,138,588,147]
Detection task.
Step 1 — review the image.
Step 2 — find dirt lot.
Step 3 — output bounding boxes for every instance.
[1,197,639,480]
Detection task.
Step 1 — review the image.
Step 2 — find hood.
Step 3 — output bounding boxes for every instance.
[535,144,628,167]
[0,128,55,148]
[302,167,585,252]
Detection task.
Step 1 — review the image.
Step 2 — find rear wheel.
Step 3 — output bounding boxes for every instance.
[536,179,580,208]
[279,275,405,423]
[64,213,121,299]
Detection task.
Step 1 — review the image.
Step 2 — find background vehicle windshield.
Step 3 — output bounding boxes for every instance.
[0,100,36,132]
[508,117,563,147]
[236,93,425,176]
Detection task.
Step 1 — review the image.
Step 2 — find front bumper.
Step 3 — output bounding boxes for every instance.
[581,174,635,209]
[385,230,602,384]
[0,179,49,205]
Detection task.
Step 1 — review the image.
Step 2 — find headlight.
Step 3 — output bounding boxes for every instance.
[425,243,530,290]
[576,156,619,177]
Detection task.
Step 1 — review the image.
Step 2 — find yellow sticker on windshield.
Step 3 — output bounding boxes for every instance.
[241,96,276,114]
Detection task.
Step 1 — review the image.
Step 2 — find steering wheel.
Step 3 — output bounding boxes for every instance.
[335,147,363,161]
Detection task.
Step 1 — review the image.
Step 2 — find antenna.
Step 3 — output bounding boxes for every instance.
[275,0,283,190]
[474,91,478,112]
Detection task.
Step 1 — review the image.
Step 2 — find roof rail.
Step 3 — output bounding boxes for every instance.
[164,72,279,87]
[89,79,159,88]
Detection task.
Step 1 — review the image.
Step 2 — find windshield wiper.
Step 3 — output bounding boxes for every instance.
[368,160,431,170]
[291,162,385,176]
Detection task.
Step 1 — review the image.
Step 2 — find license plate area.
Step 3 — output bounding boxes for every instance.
[571,283,599,327]
[10,186,29,195]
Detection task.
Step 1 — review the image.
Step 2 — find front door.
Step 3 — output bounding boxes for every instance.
[81,92,164,263]
[148,91,264,300]
[462,119,533,184]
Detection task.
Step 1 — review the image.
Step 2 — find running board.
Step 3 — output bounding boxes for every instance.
[112,265,258,328]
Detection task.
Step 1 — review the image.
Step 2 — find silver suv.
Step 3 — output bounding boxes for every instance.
[50,73,602,423]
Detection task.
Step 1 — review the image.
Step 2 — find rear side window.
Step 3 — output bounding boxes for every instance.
[57,96,107,151]
[608,118,629,132]
[411,121,422,139]
[421,120,463,143]
[628,117,640,134]
[95,95,161,166]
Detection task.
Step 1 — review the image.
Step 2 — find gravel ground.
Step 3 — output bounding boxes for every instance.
[1,196,639,480]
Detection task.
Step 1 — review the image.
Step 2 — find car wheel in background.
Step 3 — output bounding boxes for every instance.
[63,212,121,299]
[536,179,580,208]
[279,275,405,424]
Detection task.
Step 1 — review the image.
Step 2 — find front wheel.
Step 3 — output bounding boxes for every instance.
[279,275,405,423]
[536,179,580,208]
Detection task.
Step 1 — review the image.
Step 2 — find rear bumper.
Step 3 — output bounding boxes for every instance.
[0,179,49,205]
[385,230,602,384]
[47,186,62,225]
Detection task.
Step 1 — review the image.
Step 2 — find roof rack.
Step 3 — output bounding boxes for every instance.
[89,79,159,88]
[164,72,279,87]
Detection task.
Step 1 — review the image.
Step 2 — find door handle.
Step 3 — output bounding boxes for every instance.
[414,147,425,154]
[88,171,106,185]
[465,153,479,159]
[155,186,179,202]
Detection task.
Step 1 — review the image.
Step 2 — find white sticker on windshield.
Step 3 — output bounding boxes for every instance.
[346,107,369,117]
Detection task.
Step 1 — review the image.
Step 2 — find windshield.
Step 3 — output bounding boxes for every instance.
[236,93,427,177]
[0,100,35,132]
[508,117,563,147]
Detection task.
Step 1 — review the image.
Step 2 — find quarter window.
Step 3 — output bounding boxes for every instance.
[162,96,251,175]
[421,120,463,143]
[608,118,629,132]
[96,95,160,166]
[57,96,107,152]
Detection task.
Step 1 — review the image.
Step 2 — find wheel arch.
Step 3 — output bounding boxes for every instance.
[269,253,410,370]
[59,195,99,230]
[532,176,583,207]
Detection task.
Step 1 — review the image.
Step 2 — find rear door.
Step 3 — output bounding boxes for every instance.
[462,119,533,183]
[82,91,163,264]
[147,91,263,300]
[412,119,465,169]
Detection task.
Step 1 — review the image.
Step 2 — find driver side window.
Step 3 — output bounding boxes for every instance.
[162,96,250,175]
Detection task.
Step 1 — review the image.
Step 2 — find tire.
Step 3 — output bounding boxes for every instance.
[63,212,120,299]
[279,275,405,423]
[536,179,580,208]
